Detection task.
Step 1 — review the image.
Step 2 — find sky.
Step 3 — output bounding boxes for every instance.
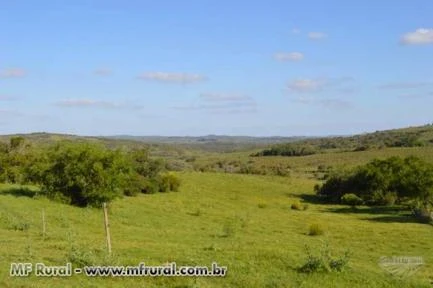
[1,0,433,136]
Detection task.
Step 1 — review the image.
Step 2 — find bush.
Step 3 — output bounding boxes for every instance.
[258,203,267,209]
[158,175,170,192]
[36,142,131,207]
[140,178,160,194]
[299,242,351,273]
[163,173,181,192]
[291,201,308,210]
[341,193,363,207]
[123,174,147,196]
[67,245,95,267]
[291,201,303,210]
[316,156,433,211]
[308,223,324,236]
[370,190,398,206]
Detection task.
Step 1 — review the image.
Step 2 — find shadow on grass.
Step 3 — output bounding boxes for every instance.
[362,215,424,224]
[0,186,38,198]
[326,206,430,224]
[285,192,325,204]
[326,206,404,215]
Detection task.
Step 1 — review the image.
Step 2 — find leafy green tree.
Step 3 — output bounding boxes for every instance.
[37,142,132,207]
[317,156,433,213]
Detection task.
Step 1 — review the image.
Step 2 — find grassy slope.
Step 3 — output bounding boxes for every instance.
[194,147,433,177]
[1,173,432,288]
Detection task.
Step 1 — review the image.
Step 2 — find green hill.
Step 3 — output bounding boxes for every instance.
[1,173,432,287]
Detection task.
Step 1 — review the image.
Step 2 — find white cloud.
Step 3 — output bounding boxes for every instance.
[174,92,257,114]
[200,92,252,102]
[288,77,354,109]
[138,72,207,83]
[291,97,352,109]
[56,98,146,110]
[308,32,328,40]
[401,28,433,45]
[209,108,257,115]
[55,99,120,108]
[175,102,256,111]
[0,68,26,78]
[286,77,355,94]
[287,79,326,92]
[274,52,304,62]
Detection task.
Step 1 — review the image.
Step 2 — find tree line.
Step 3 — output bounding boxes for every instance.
[253,124,433,157]
[0,137,180,207]
[315,156,433,222]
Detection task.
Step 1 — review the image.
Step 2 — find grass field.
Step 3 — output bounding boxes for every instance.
[192,146,433,178]
[1,172,432,287]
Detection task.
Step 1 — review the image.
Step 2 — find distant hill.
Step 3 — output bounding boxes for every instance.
[254,124,433,157]
[2,124,433,154]
[0,133,311,153]
[104,135,309,144]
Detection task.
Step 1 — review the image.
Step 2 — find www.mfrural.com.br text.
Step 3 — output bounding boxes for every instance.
[10,262,227,277]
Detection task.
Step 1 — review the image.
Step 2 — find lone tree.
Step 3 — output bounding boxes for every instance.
[36,142,133,207]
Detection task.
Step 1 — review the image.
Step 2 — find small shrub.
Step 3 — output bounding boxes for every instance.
[167,173,181,191]
[158,176,170,192]
[67,246,95,267]
[329,250,352,271]
[189,208,202,217]
[341,193,363,207]
[3,214,30,231]
[291,201,302,210]
[141,179,160,194]
[159,173,181,192]
[308,223,324,236]
[299,242,351,273]
[258,203,267,209]
[299,245,326,273]
[12,221,30,232]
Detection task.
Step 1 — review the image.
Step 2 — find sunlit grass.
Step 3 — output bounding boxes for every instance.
[0,173,432,287]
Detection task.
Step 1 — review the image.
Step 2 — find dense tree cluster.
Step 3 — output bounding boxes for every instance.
[316,156,433,220]
[0,137,181,207]
[252,143,318,157]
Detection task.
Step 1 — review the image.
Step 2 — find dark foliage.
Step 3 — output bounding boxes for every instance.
[316,156,433,220]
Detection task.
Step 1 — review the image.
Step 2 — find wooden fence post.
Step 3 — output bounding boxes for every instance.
[103,202,112,255]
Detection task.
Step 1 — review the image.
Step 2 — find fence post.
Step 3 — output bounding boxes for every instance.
[103,202,112,255]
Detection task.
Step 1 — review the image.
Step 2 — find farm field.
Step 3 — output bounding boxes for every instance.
[1,172,432,287]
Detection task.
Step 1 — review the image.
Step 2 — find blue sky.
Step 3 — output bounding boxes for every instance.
[1,0,432,136]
